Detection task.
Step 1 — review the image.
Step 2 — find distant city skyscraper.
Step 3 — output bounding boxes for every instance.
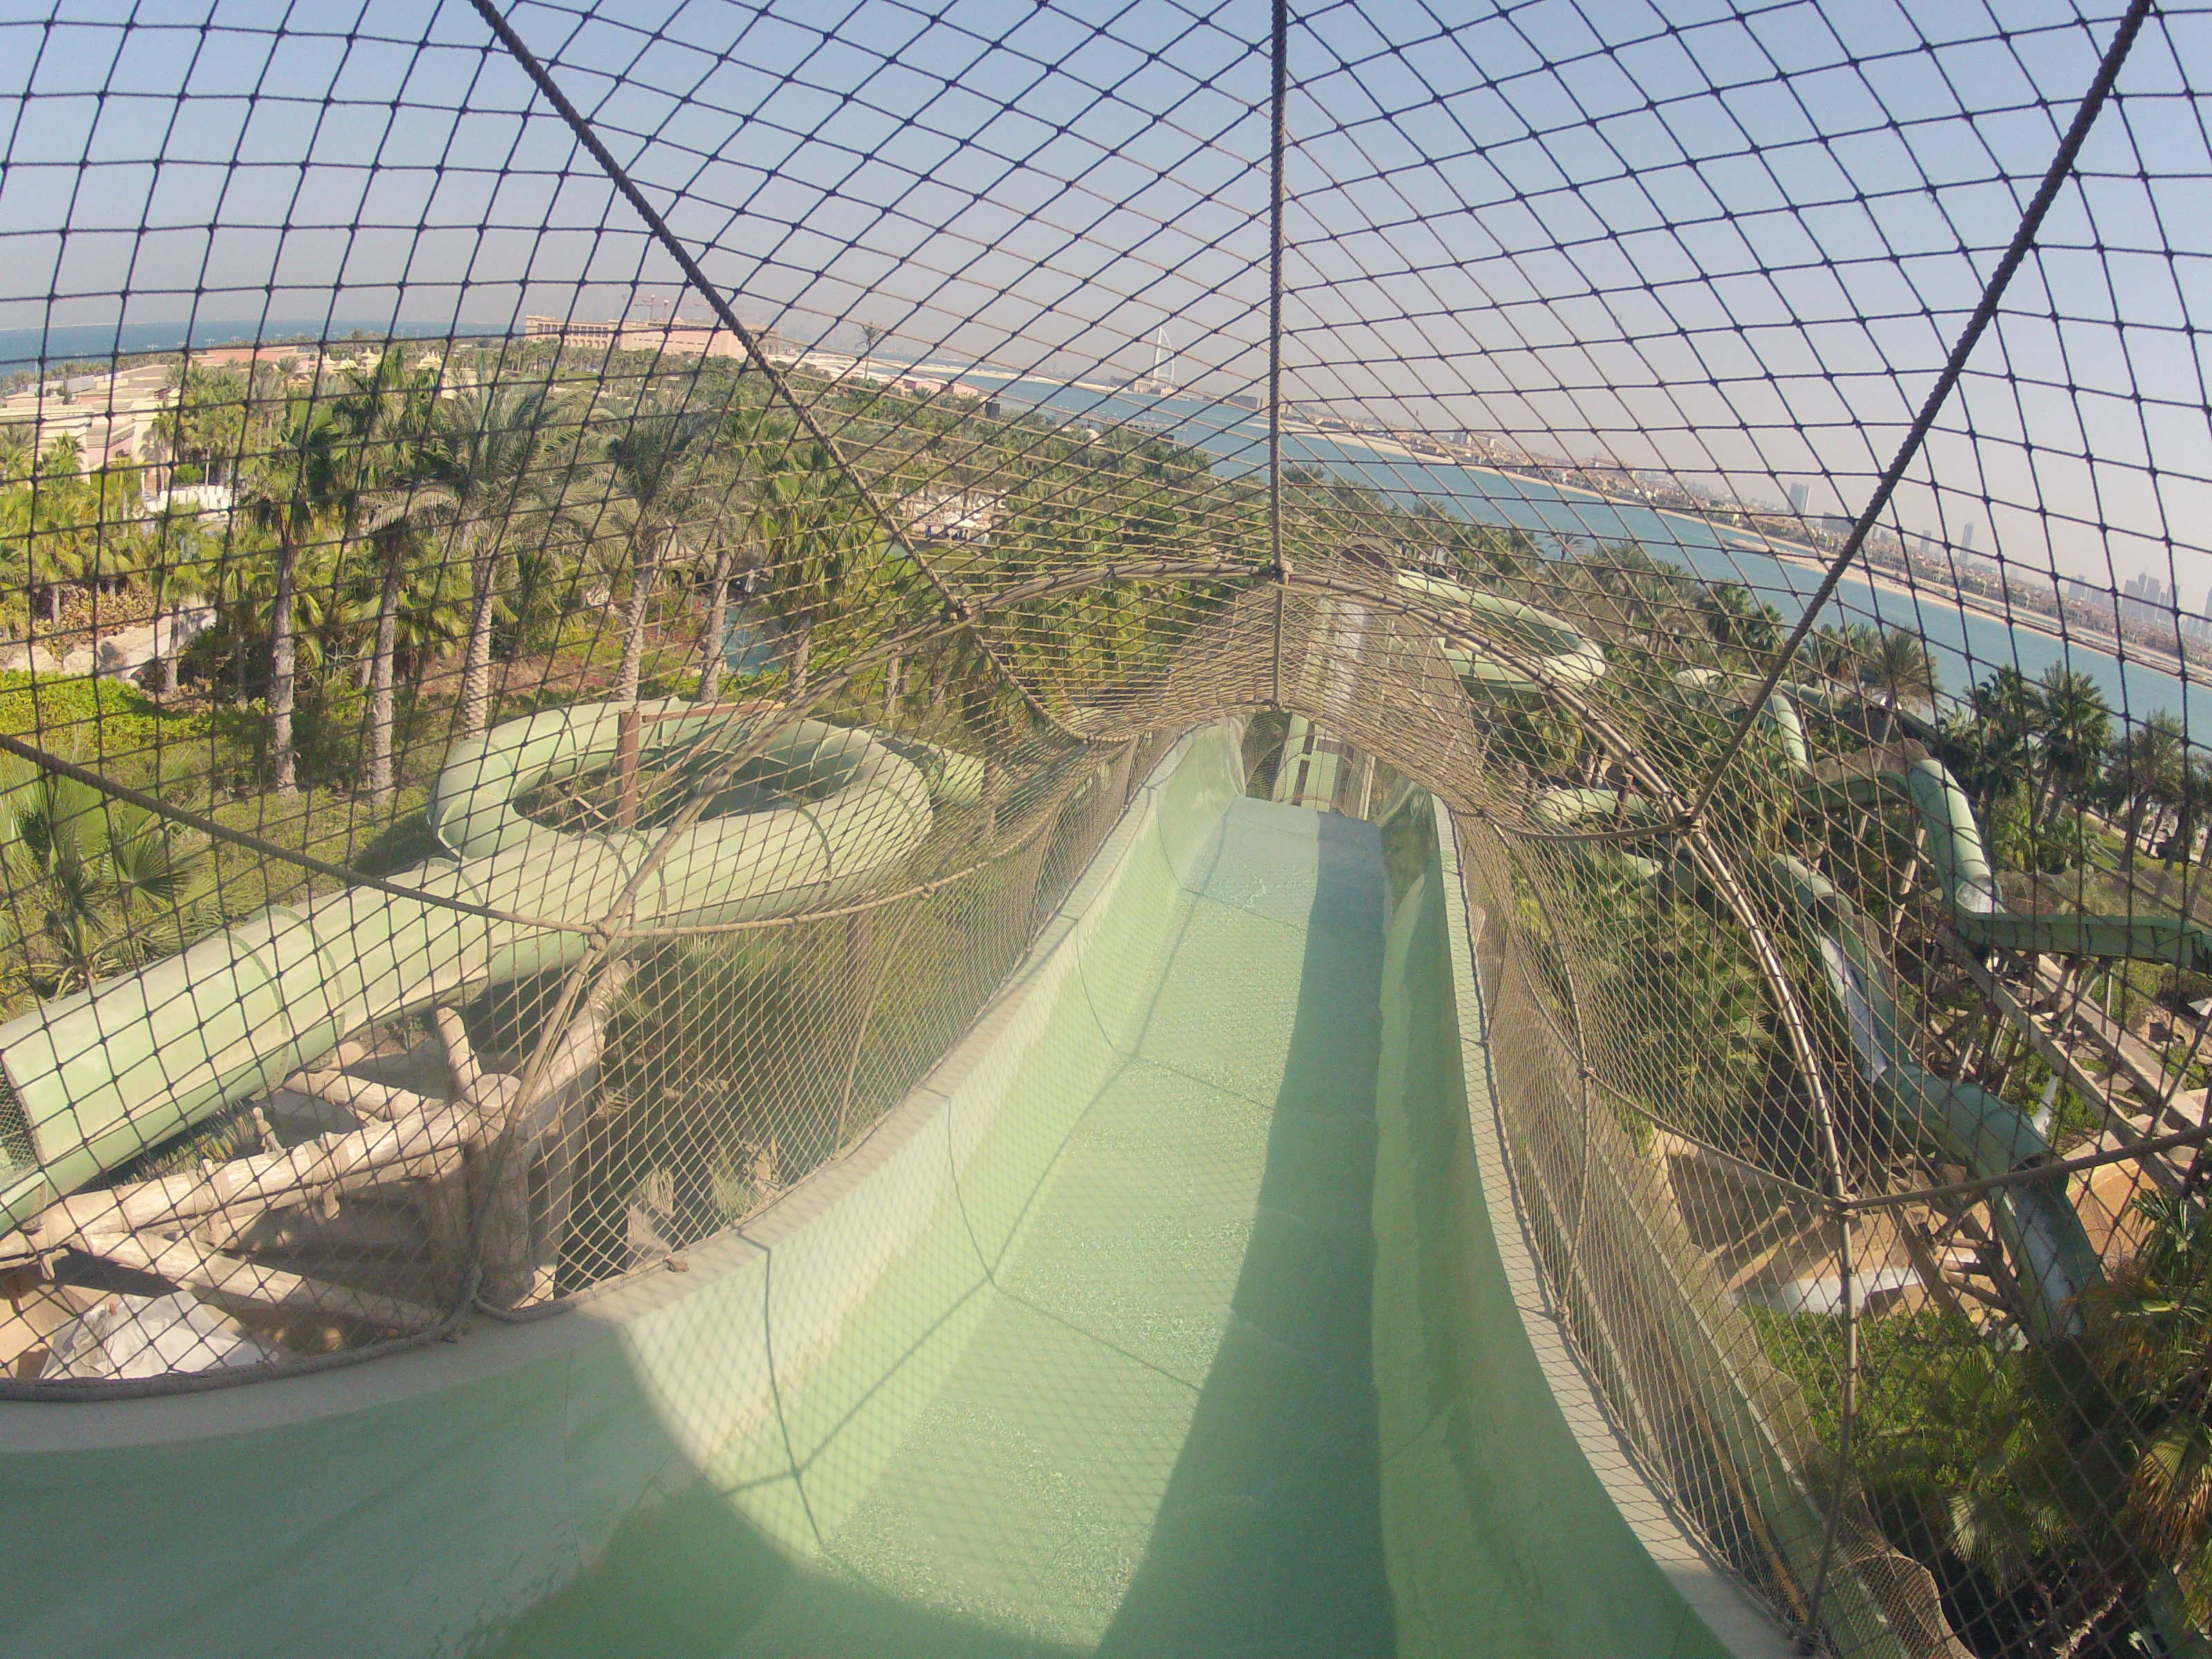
[1787,482,1809,514]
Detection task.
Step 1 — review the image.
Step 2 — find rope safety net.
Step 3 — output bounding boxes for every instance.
[3,3,2212,1654]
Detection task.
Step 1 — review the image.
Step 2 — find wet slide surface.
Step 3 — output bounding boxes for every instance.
[505,797,1398,1658]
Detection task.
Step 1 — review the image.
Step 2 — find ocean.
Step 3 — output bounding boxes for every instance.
[0,317,493,375]
[946,367,2212,735]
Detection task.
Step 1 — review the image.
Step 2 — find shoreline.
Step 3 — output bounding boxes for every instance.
[1762,543,2193,678]
[922,366,2202,692]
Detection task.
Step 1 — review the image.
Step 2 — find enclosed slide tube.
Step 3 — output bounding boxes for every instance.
[1393,568,1609,697]
[0,702,953,1237]
[1529,782,2099,1340]
[1480,627,2192,1649]
[1832,753,2212,970]
[1677,665,2212,967]
[1670,667,1810,773]
[1774,859,2099,1342]
[1512,671,2100,1340]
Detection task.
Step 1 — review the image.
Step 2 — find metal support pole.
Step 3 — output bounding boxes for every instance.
[1681,0,2152,823]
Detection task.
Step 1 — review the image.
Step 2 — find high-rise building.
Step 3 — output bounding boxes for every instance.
[2120,571,2180,627]
[1787,482,1809,514]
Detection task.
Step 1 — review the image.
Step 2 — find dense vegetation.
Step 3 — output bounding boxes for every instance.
[0,339,1284,1014]
[9,339,2211,1657]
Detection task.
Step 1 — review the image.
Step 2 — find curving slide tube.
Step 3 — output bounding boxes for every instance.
[1676,665,2211,970]
[1669,666,1810,773]
[1528,729,2100,1343]
[1774,857,2099,1342]
[1392,568,1609,696]
[0,703,957,1236]
[1555,666,2173,1339]
[1443,615,2189,1647]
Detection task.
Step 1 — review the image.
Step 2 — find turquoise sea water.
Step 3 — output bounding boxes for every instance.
[954,368,2212,734]
[15,319,2197,729]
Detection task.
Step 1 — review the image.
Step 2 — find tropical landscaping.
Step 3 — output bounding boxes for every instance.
[8,330,2212,1653]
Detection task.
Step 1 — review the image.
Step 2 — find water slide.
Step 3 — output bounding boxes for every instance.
[1774,858,2100,1339]
[1519,671,2105,1338]
[0,723,1785,1659]
[0,702,976,1238]
[1329,587,2108,1346]
[1394,569,1608,697]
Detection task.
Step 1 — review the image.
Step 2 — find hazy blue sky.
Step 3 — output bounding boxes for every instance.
[2,0,2208,595]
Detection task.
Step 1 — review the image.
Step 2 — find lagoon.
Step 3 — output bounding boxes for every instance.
[949,368,2212,735]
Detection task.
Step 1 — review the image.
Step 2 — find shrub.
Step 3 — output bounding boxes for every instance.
[0,671,209,775]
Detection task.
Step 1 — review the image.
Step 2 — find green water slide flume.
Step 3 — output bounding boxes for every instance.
[1515,654,2205,1655]
[1481,652,2114,1340]
[0,721,1787,1659]
[0,702,962,1238]
[1394,569,1609,697]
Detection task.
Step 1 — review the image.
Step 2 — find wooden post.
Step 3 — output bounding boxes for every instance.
[474,959,632,1309]
[82,1231,442,1333]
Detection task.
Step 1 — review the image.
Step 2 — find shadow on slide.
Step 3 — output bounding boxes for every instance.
[487,805,1396,1659]
[1097,809,1394,1658]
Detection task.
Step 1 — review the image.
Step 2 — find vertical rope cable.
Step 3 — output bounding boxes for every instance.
[1682,0,2153,826]
[1755,8,2153,1640]
[1266,0,1290,708]
[467,0,1080,740]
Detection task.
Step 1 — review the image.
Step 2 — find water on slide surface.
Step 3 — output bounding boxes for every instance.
[501,798,1398,1658]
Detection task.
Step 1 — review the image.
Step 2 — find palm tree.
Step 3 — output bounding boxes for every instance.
[336,348,441,803]
[742,440,885,701]
[2032,666,2114,836]
[2106,713,2186,867]
[692,413,794,705]
[1864,628,1940,712]
[21,437,97,632]
[235,393,344,794]
[151,363,252,489]
[0,762,209,997]
[601,408,721,707]
[350,376,565,753]
[1698,581,1783,659]
[141,499,209,697]
[1947,667,2040,823]
[0,482,29,637]
[209,524,345,697]
[418,381,560,738]
[568,406,725,821]
[2061,1194,2212,1642]
[391,546,473,691]
[2168,756,2212,879]
[1927,1194,2212,1654]
[1806,622,1875,684]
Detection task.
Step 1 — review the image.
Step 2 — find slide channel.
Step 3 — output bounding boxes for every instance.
[0,722,1776,1659]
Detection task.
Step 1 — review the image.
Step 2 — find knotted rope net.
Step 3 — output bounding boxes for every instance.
[2,3,2211,1653]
